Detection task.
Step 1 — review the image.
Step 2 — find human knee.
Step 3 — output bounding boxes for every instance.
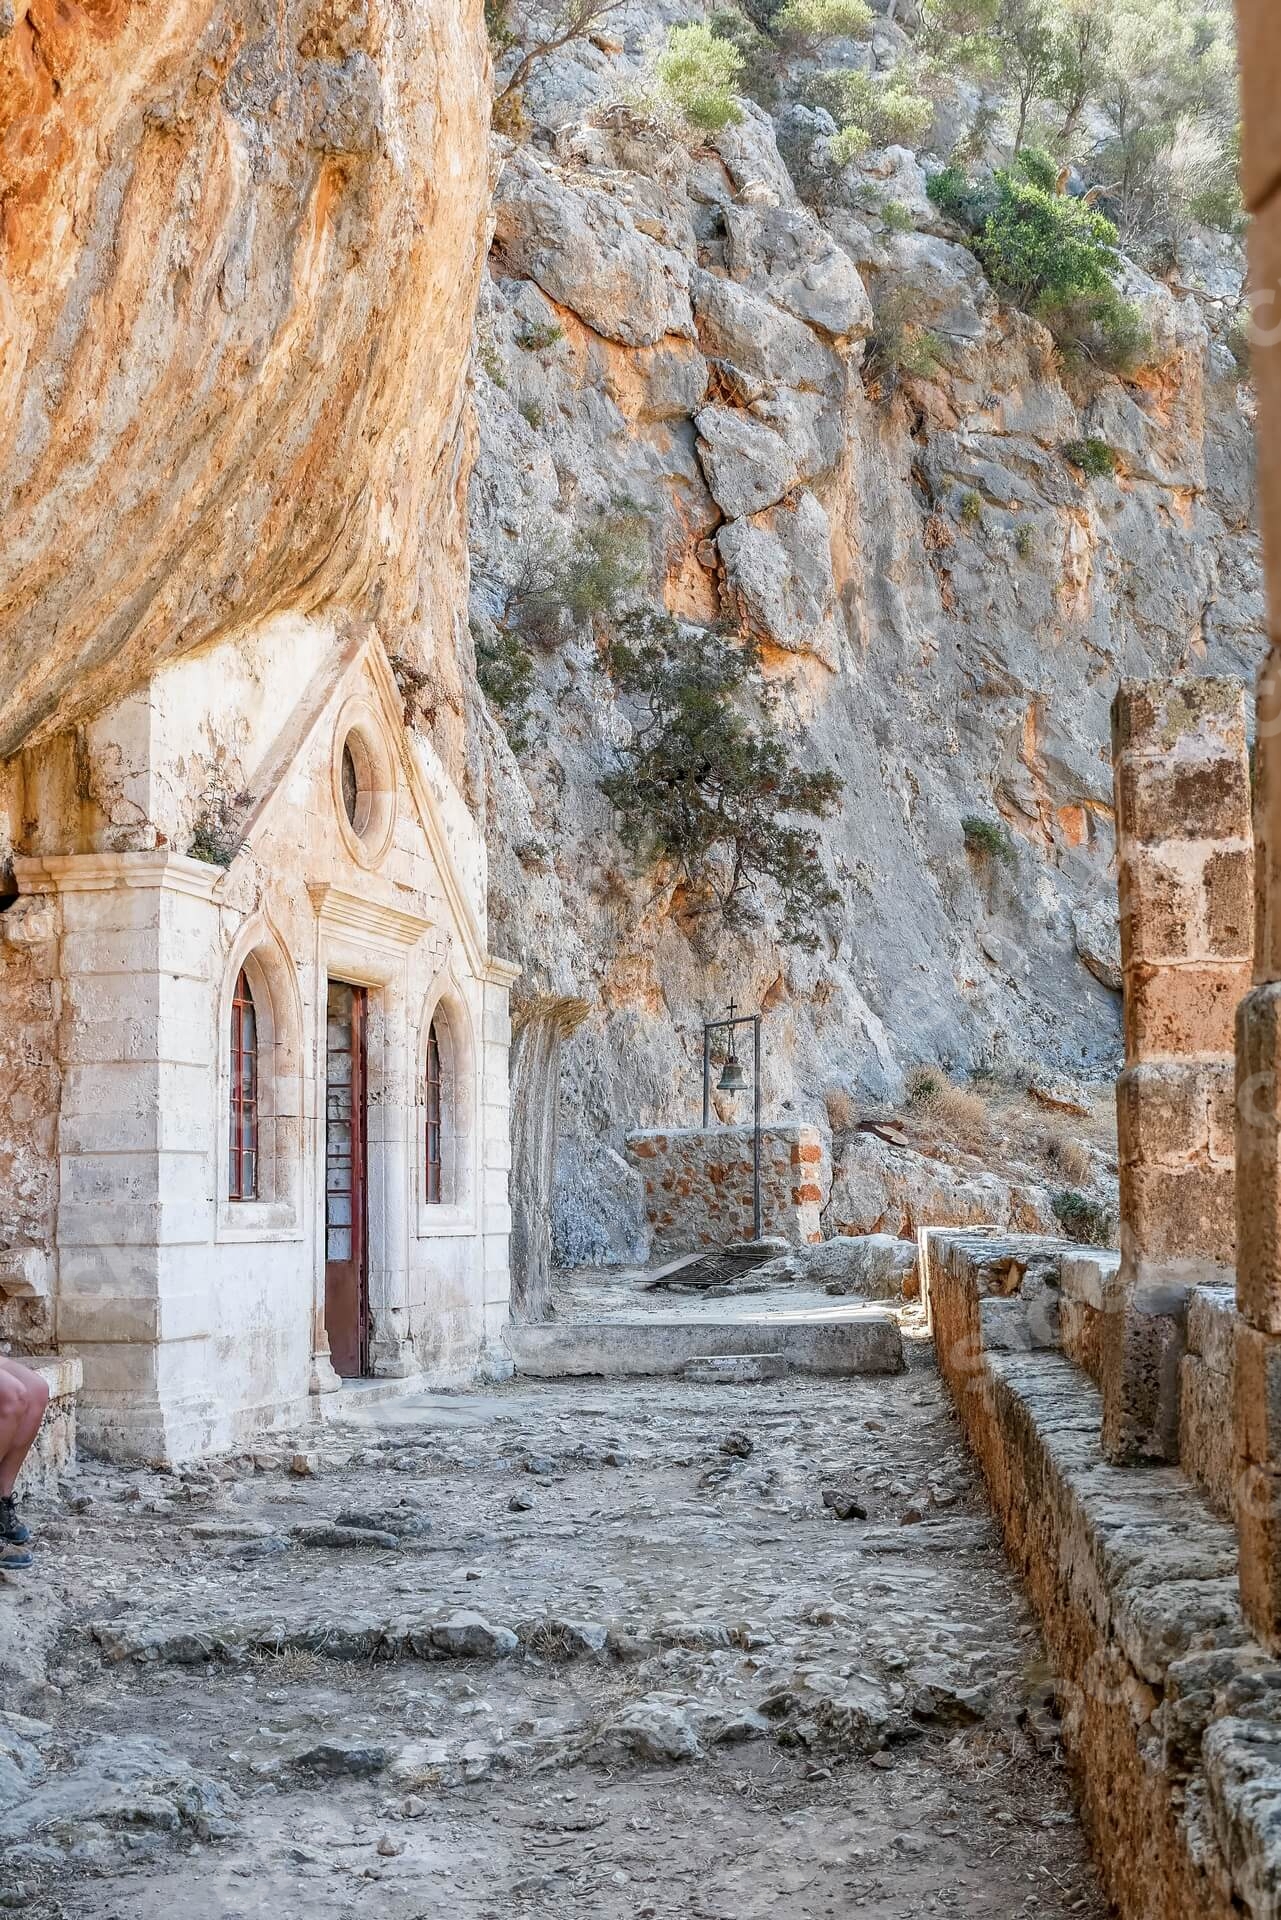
[0,1379,24,1430]
[26,1374,50,1423]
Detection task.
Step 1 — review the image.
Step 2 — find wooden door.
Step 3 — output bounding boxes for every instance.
[324,981,369,1378]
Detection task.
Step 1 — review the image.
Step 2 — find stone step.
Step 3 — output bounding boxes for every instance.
[508,1301,904,1380]
[680,1354,791,1385]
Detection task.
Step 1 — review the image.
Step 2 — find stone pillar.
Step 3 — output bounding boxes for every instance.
[480,958,522,1370]
[14,851,225,1463]
[507,994,589,1324]
[1236,658,1281,1641]
[1230,0,1281,1649]
[1100,680,1252,1465]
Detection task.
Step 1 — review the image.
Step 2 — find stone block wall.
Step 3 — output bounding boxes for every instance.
[927,1228,1274,1920]
[1180,1284,1237,1518]
[1102,679,1252,1466]
[624,1125,829,1261]
[0,895,61,1353]
[1059,1250,1117,1385]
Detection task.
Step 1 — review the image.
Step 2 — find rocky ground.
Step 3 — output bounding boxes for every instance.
[1,1341,1107,1918]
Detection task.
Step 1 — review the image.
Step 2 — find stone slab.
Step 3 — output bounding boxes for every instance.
[508,1301,903,1379]
[679,1353,791,1384]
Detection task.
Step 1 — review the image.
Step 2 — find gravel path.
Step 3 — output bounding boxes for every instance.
[1,1350,1107,1918]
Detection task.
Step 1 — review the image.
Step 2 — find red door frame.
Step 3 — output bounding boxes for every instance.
[324,981,370,1378]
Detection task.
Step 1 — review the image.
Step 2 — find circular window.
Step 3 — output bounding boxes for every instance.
[341,741,359,828]
[330,701,397,869]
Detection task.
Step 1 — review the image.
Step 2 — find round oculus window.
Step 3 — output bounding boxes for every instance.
[341,740,359,828]
[331,711,396,868]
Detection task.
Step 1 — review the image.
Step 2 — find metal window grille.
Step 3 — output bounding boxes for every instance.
[425,1021,443,1204]
[229,967,259,1201]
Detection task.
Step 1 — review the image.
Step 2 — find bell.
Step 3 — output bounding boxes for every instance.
[717,1053,749,1094]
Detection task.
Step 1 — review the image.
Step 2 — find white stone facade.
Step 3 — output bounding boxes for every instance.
[0,615,517,1463]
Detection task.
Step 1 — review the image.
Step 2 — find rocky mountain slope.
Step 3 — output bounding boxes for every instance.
[465,0,1265,1274]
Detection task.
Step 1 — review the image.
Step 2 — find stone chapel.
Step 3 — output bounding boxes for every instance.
[0,614,517,1464]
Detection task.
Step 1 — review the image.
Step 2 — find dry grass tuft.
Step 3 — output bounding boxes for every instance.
[1038,1129,1093,1188]
[823,1087,860,1133]
[904,1065,992,1152]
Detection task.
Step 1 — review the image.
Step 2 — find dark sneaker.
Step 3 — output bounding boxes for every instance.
[0,1542,32,1573]
[0,1498,29,1547]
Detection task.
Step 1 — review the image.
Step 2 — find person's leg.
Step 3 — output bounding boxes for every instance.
[0,1362,42,1570]
[0,1357,49,1501]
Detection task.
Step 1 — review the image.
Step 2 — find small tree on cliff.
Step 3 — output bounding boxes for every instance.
[599,612,843,949]
[489,0,627,134]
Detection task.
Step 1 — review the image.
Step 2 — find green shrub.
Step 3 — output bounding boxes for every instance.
[1052,1189,1114,1248]
[1015,522,1035,560]
[600,613,843,948]
[927,162,981,225]
[709,6,778,107]
[559,510,650,626]
[829,123,870,167]
[929,155,1149,374]
[1062,437,1117,479]
[959,489,983,526]
[962,815,1017,865]
[775,0,872,39]
[655,22,745,133]
[188,820,237,868]
[474,624,536,753]
[864,288,946,395]
[905,1063,946,1108]
[1227,305,1253,374]
[517,318,564,352]
[484,0,517,54]
[475,332,507,389]
[805,67,934,153]
[976,172,1120,309]
[488,507,649,655]
[1038,287,1151,376]
[881,198,916,234]
[1014,145,1060,195]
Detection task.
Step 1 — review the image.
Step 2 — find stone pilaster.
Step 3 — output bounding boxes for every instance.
[1235,651,1281,1644]
[1100,680,1252,1465]
[508,992,590,1325]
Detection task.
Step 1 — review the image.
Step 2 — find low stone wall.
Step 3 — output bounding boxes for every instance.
[927,1229,1281,1920]
[1059,1250,1117,1385]
[1181,1284,1237,1519]
[624,1125,828,1261]
[14,1353,81,1499]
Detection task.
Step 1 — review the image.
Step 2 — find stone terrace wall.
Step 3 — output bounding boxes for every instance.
[927,1228,1281,1920]
[624,1126,829,1261]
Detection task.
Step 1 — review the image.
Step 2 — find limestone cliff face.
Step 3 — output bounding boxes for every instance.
[0,0,491,772]
[467,16,1266,1273]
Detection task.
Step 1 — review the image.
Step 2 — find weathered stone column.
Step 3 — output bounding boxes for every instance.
[508,994,589,1324]
[1235,658,1281,1640]
[1230,0,1281,1648]
[1100,680,1252,1465]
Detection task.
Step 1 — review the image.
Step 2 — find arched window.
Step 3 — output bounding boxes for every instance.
[229,967,259,1201]
[425,1019,443,1205]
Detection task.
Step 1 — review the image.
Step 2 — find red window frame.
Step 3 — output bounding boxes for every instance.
[425,1021,443,1205]
[229,966,259,1201]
